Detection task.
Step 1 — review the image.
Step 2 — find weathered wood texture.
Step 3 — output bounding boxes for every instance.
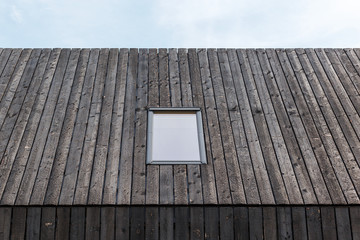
[0,206,359,239]
[0,48,360,205]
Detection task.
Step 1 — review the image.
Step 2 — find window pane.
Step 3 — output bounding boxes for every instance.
[152,113,201,162]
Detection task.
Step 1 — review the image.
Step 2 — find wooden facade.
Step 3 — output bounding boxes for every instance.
[1,206,360,239]
[0,48,360,239]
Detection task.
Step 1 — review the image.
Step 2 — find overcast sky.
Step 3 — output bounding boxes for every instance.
[1,0,360,48]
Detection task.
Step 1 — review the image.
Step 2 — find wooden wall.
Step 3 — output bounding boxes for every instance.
[0,206,359,239]
[1,49,360,206]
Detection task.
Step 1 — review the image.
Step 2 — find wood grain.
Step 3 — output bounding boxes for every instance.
[0,49,359,206]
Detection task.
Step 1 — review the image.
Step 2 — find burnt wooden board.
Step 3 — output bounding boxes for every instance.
[2,206,359,239]
[70,207,85,240]
[58,49,100,205]
[0,49,359,206]
[41,207,56,240]
[88,49,118,205]
[0,207,11,239]
[188,48,217,205]
[145,49,160,205]
[44,49,90,205]
[131,49,148,205]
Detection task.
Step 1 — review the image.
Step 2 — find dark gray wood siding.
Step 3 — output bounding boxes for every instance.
[1,48,360,205]
[0,206,360,239]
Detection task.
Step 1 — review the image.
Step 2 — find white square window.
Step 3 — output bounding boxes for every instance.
[147,108,207,164]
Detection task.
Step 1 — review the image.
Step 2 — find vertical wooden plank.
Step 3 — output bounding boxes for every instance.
[174,207,189,240]
[26,207,41,240]
[145,207,159,240]
[277,207,293,240]
[0,49,41,202]
[159,48,171,106]
[188,49,217,204]
[238,49,289,204]
[115,207,130,240]
[0,49,60,204]
[87,49,118,205]
[44,49,90,205]
[131,49,148,205]
[30,49,81,205]
[69,207,85,240]
[102,49,128,204]
[169,48,182,105]
[352,48,360,61]
[145,49,160,205]
[56,207,70,240]
[198,48,232,204]
[218,49,260,204]
[86,49,117,204]
[13,49,68,206]
[291,207,307,240]
[100,207,115,240]
[316,49,360,139]
[179,49,203,205]
[248,207,263,240]
[74,49,109,204]
[190,207,204,240]
[306,207,322,240]
[0,49,39,149]
[178,49,193,107]
[305,49,360,172]
[320,207,336,240]
[263,207,277,239]
[58,49,99,205]
[0,49,21,102]
[169,49,188,205]
[328,49,360,115]
[130,207,145,240]
[159,207,174,240]
[350,206,360,240]
[335,207,352,240]
[1,48,61,204]
[10,208,26,240]
[204,207,219,240]
[41,208,56,240]
[257,49,317,204]
[249,49,303,204]
[0,49,12,78]
[277,49,344,203]
[233,207,248,240]
[325,50,360,200]
[0,49,49,170]
[208,49,246,204]
[273,49,347,204]
[228,49,275,204]
[343,49,360,93]
[288,49,360,200]
[1,49,56,204]
[85,207,100,240]
[0,49,33,128]
[158,49,174,205]
[219,207,234,240]
[0,207,11,240]
[290,49,360,203]
[117,48,137,205]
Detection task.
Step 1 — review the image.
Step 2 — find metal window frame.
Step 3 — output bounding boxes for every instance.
[146,107,207,165]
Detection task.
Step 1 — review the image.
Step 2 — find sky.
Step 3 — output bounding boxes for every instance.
[1,0,360,48]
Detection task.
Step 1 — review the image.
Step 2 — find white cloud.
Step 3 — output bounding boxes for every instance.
[1,0,360,47]
[153,0,360,47]
[10,5,23,23]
